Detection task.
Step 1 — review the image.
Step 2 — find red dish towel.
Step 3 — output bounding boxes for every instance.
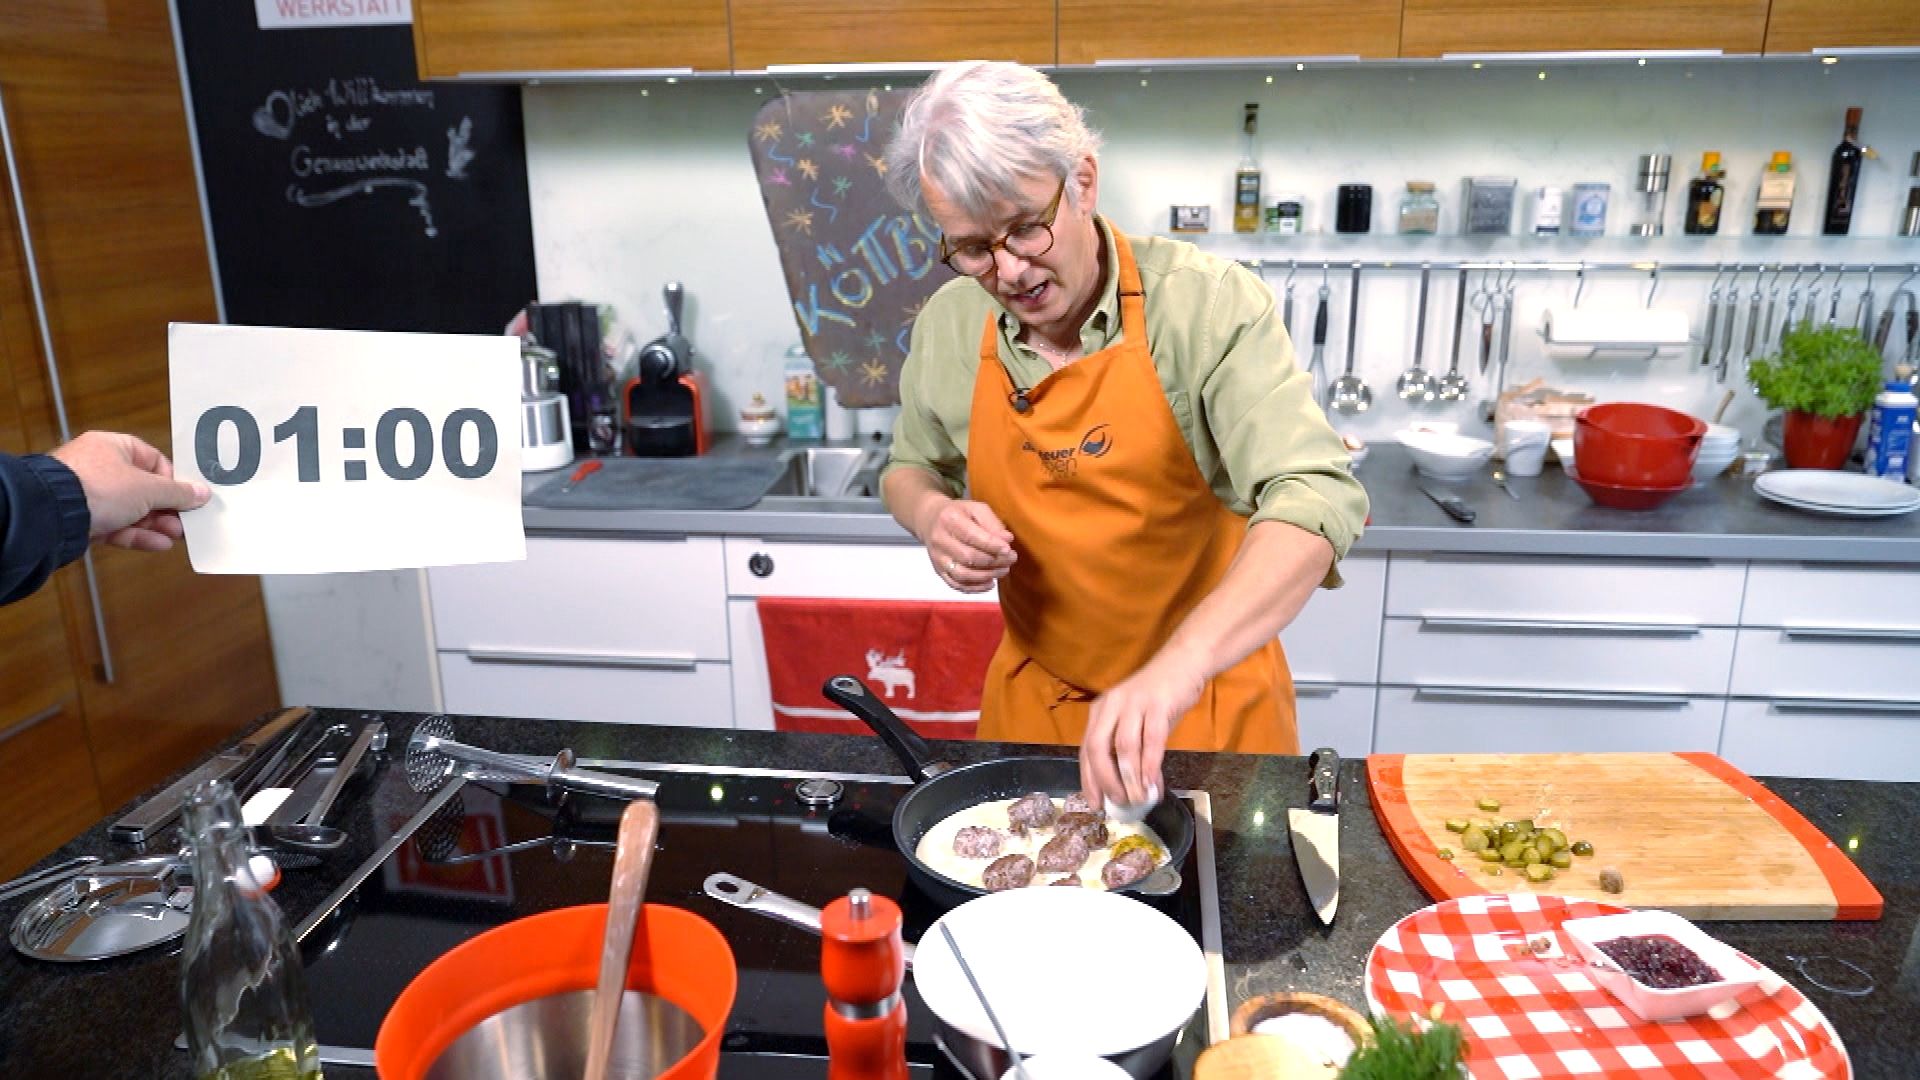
[757,597,1003,739]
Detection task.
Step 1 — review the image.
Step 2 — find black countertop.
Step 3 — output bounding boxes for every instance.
[3,710,1916,1077]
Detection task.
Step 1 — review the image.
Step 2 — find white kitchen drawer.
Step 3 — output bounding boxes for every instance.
[1379,618,1736,695]
[1720,697,1920,782]
[1282,553,1385,686]
[1741,563,1920,632]
[1729,627,1920,702]
[1386,553,1745,627]
[428,537,727,661]
[437,651,733,727]
[1373,686,1725,755]
[1293,683,1375,758]
[729,599,775,731]
[723,538,996,602]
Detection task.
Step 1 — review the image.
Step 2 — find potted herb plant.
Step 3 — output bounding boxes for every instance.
[1747,325,1884,469]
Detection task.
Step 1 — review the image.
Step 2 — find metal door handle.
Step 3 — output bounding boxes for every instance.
[1782,627,1920,644]
[1413,686,1693,709]
[0,86,112,683]
[464,647,698,672]
[1292,682,1341,699]
[1767,697,1920,716]
[0,703,62,746]
[1418,616,1702,637]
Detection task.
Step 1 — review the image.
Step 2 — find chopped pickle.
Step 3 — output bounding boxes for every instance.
[1525,863,1554,883]
[1499,841,1526,863]
[1541,828,1568,852]
[1549,851,1573,869]
[1462,827,1491,852]
[1437,848,1455,861]
[1521,847,1542,866]
[1571,840,1595,857]
[1477,797,1501,812]
[1485,865,1502,876]
[1478,849,1503,863]
[1445,818,1470,833]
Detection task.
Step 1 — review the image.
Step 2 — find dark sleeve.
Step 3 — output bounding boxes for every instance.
[1,451,91,606]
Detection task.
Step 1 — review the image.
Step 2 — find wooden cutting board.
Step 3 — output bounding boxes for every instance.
[1367,753,1882,921]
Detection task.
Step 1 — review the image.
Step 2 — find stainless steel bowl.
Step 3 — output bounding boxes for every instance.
[423,988,703,1080]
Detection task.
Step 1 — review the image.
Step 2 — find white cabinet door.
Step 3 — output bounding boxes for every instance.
[1729,627,1920,702]
[437,652,733,727]
[1379,619,1737,695]
[1742,563,1920,631]
[730,598,775,731]
[723,537,996,602]
[1294,683,1375,758]
[429,537,728,662]
[1721,697,1920,782]
[1374,686,1725,754]
[1387,554,1746,626]
[1282,553,1386,686]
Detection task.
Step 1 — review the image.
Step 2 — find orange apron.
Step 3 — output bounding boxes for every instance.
[966,229,1297,755]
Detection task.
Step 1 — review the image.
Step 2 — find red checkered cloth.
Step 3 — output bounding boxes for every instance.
[1366,894,1850,1079]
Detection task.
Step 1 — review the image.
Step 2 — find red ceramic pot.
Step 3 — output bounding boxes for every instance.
[1574,403,1707,488]
[1781,411,1864,470]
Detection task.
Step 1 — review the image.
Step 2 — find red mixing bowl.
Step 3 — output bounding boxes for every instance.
[1573,403,1706,488]
[1568,467,1690,511]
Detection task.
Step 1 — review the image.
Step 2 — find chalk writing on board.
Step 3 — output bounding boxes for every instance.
[247,75,463,239]
[749,89,958,409]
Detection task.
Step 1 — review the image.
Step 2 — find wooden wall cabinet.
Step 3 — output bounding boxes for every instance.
[412,0,732,77]
[0,1,279,873]
[1764,0,1920,53]
[1059,0,1402,65]
[1400,0,1771,57]
[732,0,1054,70]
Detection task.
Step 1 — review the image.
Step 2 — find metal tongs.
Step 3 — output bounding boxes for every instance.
[404,715,659,801]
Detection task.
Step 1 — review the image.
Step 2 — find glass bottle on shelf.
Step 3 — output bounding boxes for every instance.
[1685,152,1725,235]
[1399,181,1440,234]
[180,779,323,1080]
[1233,103,1261,234]
[1754,152,1795,235]
[1822,107,1867,236]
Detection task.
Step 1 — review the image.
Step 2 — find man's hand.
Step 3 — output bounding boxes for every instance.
[1080,653,1206,811]
[918,497,1017,594]
[50,431,210,552]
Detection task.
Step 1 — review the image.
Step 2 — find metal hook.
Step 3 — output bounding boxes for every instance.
[1572,266,1587,307]
[1894,264,1920,295]
[1322,260,1331,287]
[1644,264,1661,308]
[1284,259,1297,289]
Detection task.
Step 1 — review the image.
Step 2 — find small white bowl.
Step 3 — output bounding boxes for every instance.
[1340,434,1370,469]
[737,415,781,446]
[1701,423,1741,447]
[1562,909,1765,1023]
[1690,450,1740,483]
[1551,436,1576,468]
[1395,430,1493,481]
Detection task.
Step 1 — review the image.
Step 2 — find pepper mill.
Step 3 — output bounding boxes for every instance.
[822,888,910,1080]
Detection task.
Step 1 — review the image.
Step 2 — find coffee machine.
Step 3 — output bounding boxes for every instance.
[624,281,708,457]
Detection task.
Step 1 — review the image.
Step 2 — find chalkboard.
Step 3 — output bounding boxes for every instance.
[175,1,536,335]
[748,90,958,408]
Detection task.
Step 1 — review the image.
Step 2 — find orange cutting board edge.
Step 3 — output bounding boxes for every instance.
[1366,752,1883,921]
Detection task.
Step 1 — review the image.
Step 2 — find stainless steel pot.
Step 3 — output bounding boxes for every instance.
[422,988,702,1080]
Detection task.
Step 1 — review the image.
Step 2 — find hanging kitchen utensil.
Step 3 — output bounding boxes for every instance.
[1435,269,1471,403]
[1857,266,1876,336]
[1781,267,1805,346]
[1698,265,1723,368]
[1742,270,1765,374]
[404,717,660,802]
[1716,267,1741,385]
[1396,263,1439,402]
[1827,271,1847,326]
[1761,266,1785,349]
[1328,264,1372,414]
[1494,272,1517,400]
[1802,265,1826,330]
[1307,272,1331,407]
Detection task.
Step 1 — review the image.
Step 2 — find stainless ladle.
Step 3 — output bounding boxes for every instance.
[1396,263,1439,403]
[1435,268,1471,403]
[1328,264,1372,414]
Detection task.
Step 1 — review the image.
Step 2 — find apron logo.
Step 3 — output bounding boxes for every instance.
[1020,424,1113,480]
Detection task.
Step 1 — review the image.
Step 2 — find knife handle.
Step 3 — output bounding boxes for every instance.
[1307,747,1339,813]
[108,754,247,844]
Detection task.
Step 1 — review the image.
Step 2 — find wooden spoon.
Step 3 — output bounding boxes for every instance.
[584,799,661,1080]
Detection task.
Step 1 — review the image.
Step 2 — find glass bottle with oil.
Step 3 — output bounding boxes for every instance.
[1754,151,1795,235]
[1233,103,1262,234]
[1684,151,1724,235]
[180,779,323,1080]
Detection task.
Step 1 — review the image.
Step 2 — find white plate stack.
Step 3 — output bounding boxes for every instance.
[1754,470,1920,517]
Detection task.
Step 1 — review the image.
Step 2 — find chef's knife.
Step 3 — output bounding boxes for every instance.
[108,706,311,844]
[1418,484,1476,524]
[1288,748,1341,926]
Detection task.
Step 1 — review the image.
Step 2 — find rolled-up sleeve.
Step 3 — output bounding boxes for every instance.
[882,287,975,500]
[1197,265,1368,583]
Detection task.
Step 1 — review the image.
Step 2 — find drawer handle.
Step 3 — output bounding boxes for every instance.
[1767,697,1920,717]
[1418,617,1702,637]
[0,704,62,746]
[1293,682,1340,699]
[465,648,698,672]
[1412,686,1692,709]
[1782,627,1920,645]
[748,552,774,578]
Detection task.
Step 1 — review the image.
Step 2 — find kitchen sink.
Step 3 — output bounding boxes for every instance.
[759,446,884,500]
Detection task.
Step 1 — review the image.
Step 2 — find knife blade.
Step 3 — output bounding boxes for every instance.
[108,706,312,844]
[1288,747,1341,925]
[1418,484,1477,524]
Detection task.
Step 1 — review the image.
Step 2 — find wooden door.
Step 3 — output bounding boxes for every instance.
[1059,0,1402,65]
[731,0,1054,70]
[0,1,280,811]
[412,0,732,77]
[1765,0,1920,52]
[1399,0,1770,57]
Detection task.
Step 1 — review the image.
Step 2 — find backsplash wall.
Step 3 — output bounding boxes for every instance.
[524,57,1920,445]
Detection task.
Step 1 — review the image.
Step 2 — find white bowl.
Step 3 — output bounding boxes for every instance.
[1001,1055,1133,1080]
[1701,423,1741,448]
[1395,430,1494,481]
[1551,436,1576,467]
[1691,449,1740,483]
[1562,909,1765,1023]
[737,415,781,446]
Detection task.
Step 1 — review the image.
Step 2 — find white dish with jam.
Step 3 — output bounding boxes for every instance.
[1562,909,1766,1022]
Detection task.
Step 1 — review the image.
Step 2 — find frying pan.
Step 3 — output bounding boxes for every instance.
[821,676,1196,910]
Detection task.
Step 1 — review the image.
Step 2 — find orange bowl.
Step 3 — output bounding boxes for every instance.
[1568,467,1690,511]
[1574,403,1706,488]
[375,903,735,1080]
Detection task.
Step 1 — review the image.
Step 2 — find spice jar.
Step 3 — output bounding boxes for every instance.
[1263,193,1304,235]
[1533,186,1565,235]
[1571,182,1610,237]
[1335,184,1373,234]
[1399,182,1440,234]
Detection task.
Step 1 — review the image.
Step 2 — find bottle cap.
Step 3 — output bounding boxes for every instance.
[1845,106,1863,127]
[1406,181,1435,193]
[1701,151,1721,171]
[1769,151,1793,170]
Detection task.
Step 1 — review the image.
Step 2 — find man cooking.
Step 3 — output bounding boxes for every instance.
[878,61,1368,812]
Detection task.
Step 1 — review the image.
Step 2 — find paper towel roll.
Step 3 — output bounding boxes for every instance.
[1541,306,1691,358]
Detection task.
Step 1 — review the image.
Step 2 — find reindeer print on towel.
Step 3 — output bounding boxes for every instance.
[866,648,918,700]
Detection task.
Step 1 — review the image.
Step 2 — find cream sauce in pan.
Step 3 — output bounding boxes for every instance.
[914,796,1169,891]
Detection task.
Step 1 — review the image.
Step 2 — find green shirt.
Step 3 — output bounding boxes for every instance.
[885,219,1367,582]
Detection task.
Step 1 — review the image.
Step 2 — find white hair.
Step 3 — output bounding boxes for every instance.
[884,61,1103,220]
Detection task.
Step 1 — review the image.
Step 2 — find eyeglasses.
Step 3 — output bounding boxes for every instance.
[938,179,1065,276]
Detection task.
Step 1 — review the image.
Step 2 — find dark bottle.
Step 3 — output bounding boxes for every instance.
[1823,107,1865,235]
[1754,152,1795,236]
[1685,151,1724,235]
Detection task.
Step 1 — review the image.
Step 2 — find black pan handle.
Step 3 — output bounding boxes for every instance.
[823,675,947,783]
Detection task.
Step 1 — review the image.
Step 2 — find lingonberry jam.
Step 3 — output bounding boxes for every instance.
[1595,934,1721,989]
